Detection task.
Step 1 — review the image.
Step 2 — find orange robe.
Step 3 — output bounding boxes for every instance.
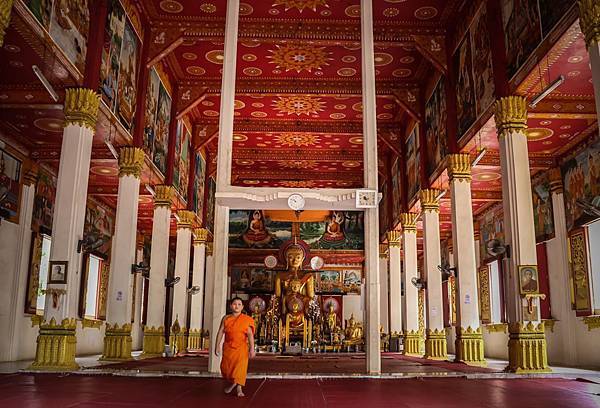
[220,313,255,386]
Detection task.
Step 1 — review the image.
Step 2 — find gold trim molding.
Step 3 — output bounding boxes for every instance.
[141,326,164,358]
[177,210,195,229]
[455,326,487,367]
[387,231,401,247]
[542,319,556,333]
[402,329,424,357]
[424,328,447,360]
[379,243,389,258]
[63,88,101,131]
[154,185,174,208]
[194,228,209,244]
[0,0,13,47]
[494,96,528,139]
[30,314,43,327]
[579,0,600,47]
[81,318,103,329]
[420,189,441,212]
[206,242,214,256]
[582,315,600,331]
[485,323,508,333]
[399,213,418,232]
[447,154,472,182]
[30,318,79,371]
[507,322,551,373]
[119,147,145,178]
[100,323,133,361]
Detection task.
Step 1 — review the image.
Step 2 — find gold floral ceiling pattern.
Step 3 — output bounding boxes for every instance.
[267,44,332,73]
[272,95,326,116]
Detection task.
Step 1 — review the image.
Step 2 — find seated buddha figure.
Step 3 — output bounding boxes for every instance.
[319,211,346,247]
[344,314,363,345]
[275,244,315,329]
[242,210,272,247]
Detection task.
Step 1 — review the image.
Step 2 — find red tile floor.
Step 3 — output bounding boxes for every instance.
[2,374,600,407]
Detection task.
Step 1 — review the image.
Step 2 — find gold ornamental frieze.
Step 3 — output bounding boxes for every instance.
[141,326,165,358]
[194,228,209,244]
[118,147,145,178]
[420,189,441,212]
[578,0,600,47]
[177,210,195,229]
[494,96,528,139]
[399,213,418,232]
[379,243,389,258]
[387,231,402,247]
[153,185,174,208]
[63,88,101,131]
[447,153,472,182]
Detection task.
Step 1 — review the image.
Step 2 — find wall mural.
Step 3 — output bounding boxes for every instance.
[49,0,90,73]
[561,138,600,231]
[143,68,171,177]
[379,180,390,233]
[84,198,115,256]
[425,77,447,177]
[205,177,216,232]
[0,149,22,223]
[229,210,292,248]
[532,173,555,242]
[391,158,402,222]
[455,34,476,138]
[172,121,191,200]
[501,0,574,79]
[192,151,206,219]
[479,204,504,262]
[300,211,364,250]
[318,270,344,294]
[405,126,420,203]
[231,267,274,293]
[31,168,57,232]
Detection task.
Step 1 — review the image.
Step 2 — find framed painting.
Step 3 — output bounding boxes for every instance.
[0,148,22,223]
[425,77,447,177]
[455,34,476,137]
[49,0,90,73]
[318,270,344,294]
[48,260,68,284]
[343,269,362,295]
[518,265,539,295]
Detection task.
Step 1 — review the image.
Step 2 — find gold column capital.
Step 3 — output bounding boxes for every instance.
[420,189,441,212]
[548,167,563,194]
[0,0,14,47]
[387,231,402,247]
[447,153,472,182]
[177,210,195,229]
[579,0,600,48]
[154,185,174,208]
[118,147,145,178]
[379,243,389,258]
[23,169,38,186]
[399,213,418,233]
[63,88,100,131]
[193,228,209,244]
[493,96,528,139]
[206,241,214,256]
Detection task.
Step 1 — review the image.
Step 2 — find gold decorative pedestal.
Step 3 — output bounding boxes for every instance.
[29,318,79,371]
[100,323,133,361]
[170,327,188,355]
[141,326,165,358]
[187,329,202,350]
[424,329,447,360]
[402,330,424,357]
[455,326,487,367]
[506,322,551,373]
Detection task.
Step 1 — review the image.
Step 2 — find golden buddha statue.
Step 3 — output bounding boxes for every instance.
[325,304,338,334]
[343,314,363,348]
[252,304,262,336]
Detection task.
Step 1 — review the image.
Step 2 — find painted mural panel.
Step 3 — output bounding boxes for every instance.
[501,0,542,79]
[342,269,361,295]
[425,77,447,177]
[479,204,505,262]
[318,271,344,294]
[24,0,53,28]
[31,168,56,232]
[173,122,190,199]
[470,4,496,118]
[115,21,139,130]
[300,211,364,250]
[455,34,476,138]
[379,180,390,233]
[49,0,90,73]
[229,210,292,248]
[0,149,22,223]
[391,158,401,222]
[532,174,555,242]
[193,152,206,219]
[154,83,172,176]
[100,0,125,111]
[205,177,216,232]
[561,139,600,230]
[143,69,160,166]
[231,267,273,293]
[405,127,420,203]
[84,198,115,256]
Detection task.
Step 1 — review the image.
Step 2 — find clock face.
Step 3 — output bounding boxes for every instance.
[287,193,305,211]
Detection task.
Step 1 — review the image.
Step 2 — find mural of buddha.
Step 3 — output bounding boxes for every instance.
[242,210,272,247]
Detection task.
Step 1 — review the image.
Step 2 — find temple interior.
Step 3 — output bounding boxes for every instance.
[1,0,600,406]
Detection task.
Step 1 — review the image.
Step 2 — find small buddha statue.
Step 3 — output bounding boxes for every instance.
[252,304,262,337]
[325,304,337,334]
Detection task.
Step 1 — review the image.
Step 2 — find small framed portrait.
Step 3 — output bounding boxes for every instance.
[48,261,68,284]
[518,265,539,295]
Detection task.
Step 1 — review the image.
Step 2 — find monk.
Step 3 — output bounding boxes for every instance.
[215,297,256,397]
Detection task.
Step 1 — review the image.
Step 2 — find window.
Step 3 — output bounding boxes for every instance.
[488,260,504,323]
[587,219,600,313]
[35,234,52,313]
[80,254,103,320]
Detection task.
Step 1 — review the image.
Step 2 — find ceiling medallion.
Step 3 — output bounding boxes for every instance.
[374,53,393,66]
[199,3,217,13]
[349,136,363,145]
[186,66,205,76]
[415,6,438,20]
[239,3,253,15]
[280,180,316,188]
[243,67,262,76]
[392,68,412,77]
[234,100,245,109]
[203,110,219,117]
[205,50,224,64]
[34,118,64,132]
[330,113,345,119]
[242,54,257,61]
[345,5,360,17]
[272,0,328,12]
[383,7,399,17]
[275,133,320,147]
[242,180,260,185]
[268,44,332,73]
[337,67,356,76]
[278,160,317,169]
[342,161,361,168]
[342,55,356,63]
[251,111,268,117]
[526,128,554,141]
[272,95,325,116]
[182,52,198,60]
[159,0,183,13]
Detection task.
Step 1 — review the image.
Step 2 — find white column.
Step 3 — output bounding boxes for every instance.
[171,210,194,329]
[448,154,485,366]
[7,170,37,361]
[189,228,208,349]
[102,148,144,360]
[203,242,214,334]
[421,189,447,360]
[579,1,600,125]
[379,244,389,334]
[495,96,550,373]
[387,232,402,335]
[142,185,173,357]
[546,168,577,363]
[400,213,422,356]
[132,241,144,350]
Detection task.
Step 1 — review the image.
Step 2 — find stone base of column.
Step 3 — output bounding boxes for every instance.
[402,330,424,357]
[424,329,448,360]
[99,323,133,361]
[188,329,203,350]
[141,326,165,358]
[506,322,551,374]
[455,326,486,366]
[169,326,188,355]
[29,318,79,371]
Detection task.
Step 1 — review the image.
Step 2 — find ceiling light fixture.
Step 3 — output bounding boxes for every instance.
[32,65,59,102]
[145,184,155,196]
[471,148,487,167]
[104,138,119,159]
[435,190,447,201]
[529,75,564,108]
